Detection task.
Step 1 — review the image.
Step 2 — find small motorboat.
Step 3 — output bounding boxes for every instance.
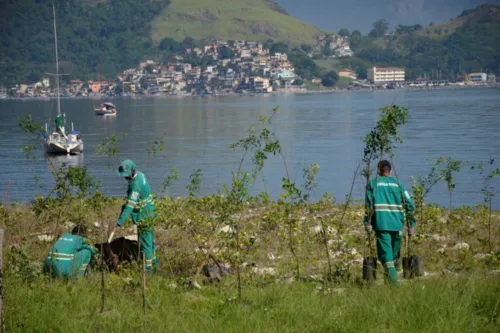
[95,102,117,116]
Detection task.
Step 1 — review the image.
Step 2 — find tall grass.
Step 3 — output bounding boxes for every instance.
[5,273,499,332]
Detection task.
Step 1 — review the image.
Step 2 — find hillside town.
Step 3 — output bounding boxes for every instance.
[3,36,497,99]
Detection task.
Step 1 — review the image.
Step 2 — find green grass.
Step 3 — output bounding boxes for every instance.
[151,0,327,44]
[5,273,499,332]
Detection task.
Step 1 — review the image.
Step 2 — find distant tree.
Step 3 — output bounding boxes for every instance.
[293,78,304,86]
[301,44,312,53]
[263,39,274,50]
[288,52,321,79]
[322,45,332,57]
[219,46,234,60]
[321,71,339,87]
[181,37,198,50]
[159,37,181,53]
[338,28,350,38]
[349,30,362,50]
[356,67,368,80]
[270,42,288,55]
[369,19,389,38]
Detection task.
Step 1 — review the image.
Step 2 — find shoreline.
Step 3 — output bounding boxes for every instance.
[1,84,498,101]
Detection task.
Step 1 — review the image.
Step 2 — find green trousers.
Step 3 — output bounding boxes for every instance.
[43,249,91,280]
[375,231,402,285]
[139,229,158,274]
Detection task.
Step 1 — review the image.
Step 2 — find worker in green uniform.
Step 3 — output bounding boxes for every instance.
[55,113,66,137]
[115,159,158,274]
[363,160,416,285]
[43,224,98,280]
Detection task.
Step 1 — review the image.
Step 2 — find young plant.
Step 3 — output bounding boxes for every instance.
[411,158,447,222]
[279,164,320,279]
[475,159,500,253]
[362,105,409,230]
[435,157,462,214]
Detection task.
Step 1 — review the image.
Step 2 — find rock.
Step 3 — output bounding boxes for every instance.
[218,225,236,234]
[310,225,323,235]
[453,242,470,250]
[347,258,363,265]
[474,253,490,260]
[346,248,358,256]
[431,234,447,242]
[436,247,446,253]
[251,267,277,276]
[64,221,76,229]
[37,234,55,242]
[330,250,344,258]
[188,281,202,290]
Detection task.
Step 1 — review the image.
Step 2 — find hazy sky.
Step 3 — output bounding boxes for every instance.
[274,0,500,33]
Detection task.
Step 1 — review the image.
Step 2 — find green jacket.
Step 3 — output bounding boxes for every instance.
[117,171,155,227]
[363,176,416,232]
[46,232,97,262]
[55,114,64,128]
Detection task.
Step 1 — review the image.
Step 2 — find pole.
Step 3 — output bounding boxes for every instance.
[0,229,4,332]
[52,5,61,116]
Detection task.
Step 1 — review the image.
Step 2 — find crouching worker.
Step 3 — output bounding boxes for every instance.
[43,224,98,280]
[116,159,158,274]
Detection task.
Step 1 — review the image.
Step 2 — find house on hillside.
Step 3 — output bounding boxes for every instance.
[466,72,487,82]
[339,69,357,80]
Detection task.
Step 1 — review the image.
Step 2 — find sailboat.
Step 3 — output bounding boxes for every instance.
[43,4,84,155]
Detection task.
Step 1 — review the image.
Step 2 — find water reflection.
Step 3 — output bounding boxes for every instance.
[46,153,85,170]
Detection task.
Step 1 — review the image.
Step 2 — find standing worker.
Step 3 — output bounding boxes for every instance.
[363,160,416,285]
[115,159,158,274]
[44,224,98,280]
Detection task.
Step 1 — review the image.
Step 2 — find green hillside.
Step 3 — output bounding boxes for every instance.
[340,4,500,80]
[151,0,326,44]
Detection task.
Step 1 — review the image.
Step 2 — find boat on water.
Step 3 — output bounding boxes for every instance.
[43,5,83,155]
[95,102,117,116]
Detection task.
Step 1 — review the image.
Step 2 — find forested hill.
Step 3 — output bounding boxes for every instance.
[349,4,500,80]
[0,0,325,86]
[0,0,169,86]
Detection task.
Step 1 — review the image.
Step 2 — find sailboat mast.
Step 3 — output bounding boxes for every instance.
[52,4,61,116]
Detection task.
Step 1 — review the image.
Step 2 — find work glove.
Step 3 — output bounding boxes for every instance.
[364,225,372,233]
[408,228,415,236]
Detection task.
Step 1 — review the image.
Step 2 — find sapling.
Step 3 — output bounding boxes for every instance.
[220,106,281,300]
[436,157,462,214]
[279,164,320,279]
[475,159,500,253]
[411,158,447,222]
[186,168,202,199]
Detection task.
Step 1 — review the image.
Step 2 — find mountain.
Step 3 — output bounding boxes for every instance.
[0,0,326,86]
[274,0,500,33]
[150,0,325,44]
[346,4,500,79]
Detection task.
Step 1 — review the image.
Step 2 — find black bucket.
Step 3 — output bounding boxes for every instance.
[362,256,378,281]
[403,255,424,279]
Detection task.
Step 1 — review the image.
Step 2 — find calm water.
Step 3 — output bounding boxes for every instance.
[1,88,499,209]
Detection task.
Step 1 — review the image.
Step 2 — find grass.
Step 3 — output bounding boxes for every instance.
[5,273,499,332]
[2,196,499,332]
[151,0,327,44]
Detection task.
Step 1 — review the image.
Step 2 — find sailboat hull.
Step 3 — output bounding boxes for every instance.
[44,132,84,155]
[44,141,84,154]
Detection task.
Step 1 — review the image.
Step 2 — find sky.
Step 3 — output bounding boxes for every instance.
[274,0,500,33]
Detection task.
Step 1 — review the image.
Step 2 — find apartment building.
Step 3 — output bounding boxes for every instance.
[368,67,405,83]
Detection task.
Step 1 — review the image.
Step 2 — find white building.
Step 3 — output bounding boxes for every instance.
[368,67,405,83]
